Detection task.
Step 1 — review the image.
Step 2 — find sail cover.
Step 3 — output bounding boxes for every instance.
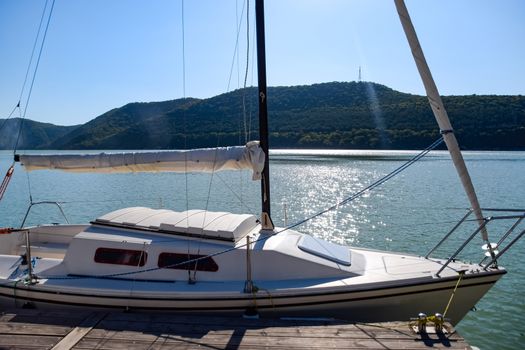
[18,141,265,180]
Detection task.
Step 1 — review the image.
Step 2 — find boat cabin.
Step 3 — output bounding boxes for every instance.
[49,207,356,282]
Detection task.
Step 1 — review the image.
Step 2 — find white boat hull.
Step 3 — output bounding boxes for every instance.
[0,219,506,325]
[0,269,503,325]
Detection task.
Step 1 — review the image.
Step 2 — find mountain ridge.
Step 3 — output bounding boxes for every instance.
[0,118,79,150]
[1,81,524,150]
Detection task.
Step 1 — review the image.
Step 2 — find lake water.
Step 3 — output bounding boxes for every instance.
[1,149,524,349]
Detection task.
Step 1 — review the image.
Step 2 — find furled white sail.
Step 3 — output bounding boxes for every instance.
[394,0,488,240]
[19,141,265,180]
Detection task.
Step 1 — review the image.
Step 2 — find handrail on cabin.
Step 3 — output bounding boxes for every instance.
[427,208,525,277]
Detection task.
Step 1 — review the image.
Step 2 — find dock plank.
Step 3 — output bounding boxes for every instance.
[51,312,106,350]
[0,309,472,350]
[0,335,64,349]
[92,318,465,340]
[0,323,72,336]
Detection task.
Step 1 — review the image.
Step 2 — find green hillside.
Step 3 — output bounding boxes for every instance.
[2,82,524,150]
[0,118,79,150]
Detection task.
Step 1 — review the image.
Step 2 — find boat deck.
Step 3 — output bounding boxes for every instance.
[0,308,473,349]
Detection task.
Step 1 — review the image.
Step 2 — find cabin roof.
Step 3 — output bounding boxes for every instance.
[94,207,259,243]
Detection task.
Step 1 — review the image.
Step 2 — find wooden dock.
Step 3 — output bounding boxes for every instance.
[0,308,473,349]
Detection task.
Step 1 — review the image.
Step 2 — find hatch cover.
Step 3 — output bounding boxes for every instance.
[298,235,351,266]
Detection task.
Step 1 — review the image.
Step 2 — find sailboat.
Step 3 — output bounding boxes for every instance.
[0,0,521,325]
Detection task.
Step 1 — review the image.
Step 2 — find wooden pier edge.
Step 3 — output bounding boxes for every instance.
[0,309,474,349]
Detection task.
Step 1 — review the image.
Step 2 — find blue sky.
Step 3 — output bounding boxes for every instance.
[1,0,524,126]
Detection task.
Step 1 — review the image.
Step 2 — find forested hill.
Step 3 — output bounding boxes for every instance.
[1,82,524,150]
[0,118,79,150]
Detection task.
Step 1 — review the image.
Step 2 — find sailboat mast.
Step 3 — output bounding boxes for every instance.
[394,0,488,241]
[255,0,274,230]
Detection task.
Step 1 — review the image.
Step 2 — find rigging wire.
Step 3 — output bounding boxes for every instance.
[235,0,241,90]
[36,137,445,281]
[25,171,34,204]
[248,20,257,140]
[224,1,248,147]
[241,0,250,144]
[241,1,254,210]
[0,0,49,136]
[190,0,257,280]
[18,0,51,109]
[279,137,445,232]
[226,0,247,93]
[194,1,252,278]
[181,1,187,103]
[1,0,54,204]
[225,0,247,146]
[14,0,57,154]
[215,173,258,214]
[235,0,240,88]
[192,147,221,281]
[0,103,20,134]
[240,15,258,207]
[179,0,193,282]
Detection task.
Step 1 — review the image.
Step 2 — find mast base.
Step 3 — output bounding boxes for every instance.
[260,212,274,231]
